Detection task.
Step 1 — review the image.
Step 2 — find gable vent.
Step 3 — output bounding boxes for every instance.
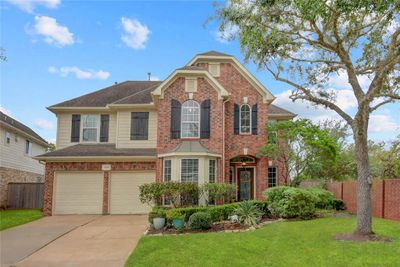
[209,63,220,77]
[185,78,197,93]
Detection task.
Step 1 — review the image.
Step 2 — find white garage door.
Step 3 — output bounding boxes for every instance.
[54,172,103,215]
[110,171,155,214]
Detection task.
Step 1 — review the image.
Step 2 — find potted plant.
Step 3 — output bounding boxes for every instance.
[151,208,166,230]
[167,209,185,229]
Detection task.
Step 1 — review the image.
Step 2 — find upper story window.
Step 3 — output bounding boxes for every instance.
[5,131,11,144]
[181,100,200,138]
[25,140,32,156]
[131,112,149,140]
[82,115,98,142]
[181,159,199,183]
[240,104,251,134]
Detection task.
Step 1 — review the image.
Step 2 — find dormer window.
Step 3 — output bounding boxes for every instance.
[240,104,251,134]
[181,100,200,138]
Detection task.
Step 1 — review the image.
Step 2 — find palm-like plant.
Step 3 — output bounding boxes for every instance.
[234,201,264,226]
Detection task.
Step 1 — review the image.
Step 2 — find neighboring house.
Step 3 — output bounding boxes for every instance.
[0,111,48,208]
[35,51,295,216]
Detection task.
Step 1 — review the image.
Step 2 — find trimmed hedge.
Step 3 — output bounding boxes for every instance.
[188,212,212,230]
[152,200,268,223]
[304,187,335,209]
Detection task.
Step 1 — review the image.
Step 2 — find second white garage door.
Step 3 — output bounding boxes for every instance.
[54,172,103,215]
[109,171,155,214]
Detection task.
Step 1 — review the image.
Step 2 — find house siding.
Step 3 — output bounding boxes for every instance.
[116,110,157,149]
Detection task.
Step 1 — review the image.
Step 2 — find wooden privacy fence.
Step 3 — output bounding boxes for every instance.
[326,179,400,221]
[7,183,44,209]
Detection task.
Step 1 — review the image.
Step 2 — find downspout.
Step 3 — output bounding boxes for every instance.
[222,98,229,184]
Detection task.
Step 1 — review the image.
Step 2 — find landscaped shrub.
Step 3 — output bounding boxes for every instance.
[173,207,208,221]
[263,186,317,219]
[166,209,185,222]
[188,212,212,230]
[305,187,335,209]
[200,183,236,205]
[148,207,166,224]
[208,202,241,222]
[332,199,346,211]
[233,201,264,226]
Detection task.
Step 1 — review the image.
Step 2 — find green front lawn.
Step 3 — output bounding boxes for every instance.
[0,209,43,231]
[126,216,400,267]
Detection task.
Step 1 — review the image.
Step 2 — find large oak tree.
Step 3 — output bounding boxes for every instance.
[215,0,399,235]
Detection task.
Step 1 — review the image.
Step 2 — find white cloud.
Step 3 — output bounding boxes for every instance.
[7,0,60,13]
[274,88,357,122]
[48,66,110,80]
[215,24,239,43]
[369,115,400,133]
[328,69,371,91]
[33,16,74,47]
[34,119,55,130]
[120,17,150,49]
[0,106,12,116]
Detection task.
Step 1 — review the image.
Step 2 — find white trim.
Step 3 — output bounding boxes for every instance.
[180,158,199,183]
[157,152,222,158]
[0,121,48,147]
[80,114,100,143]
[151,69,229,100]
[181,100,200,139]
[187,55,275,103]
[239,104,251,134]
[163,159,172,182]
[33,155,156,162]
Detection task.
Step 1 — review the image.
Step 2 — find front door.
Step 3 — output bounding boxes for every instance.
[237,168,254,201]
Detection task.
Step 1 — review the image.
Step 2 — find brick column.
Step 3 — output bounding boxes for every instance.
[103,171,109,214]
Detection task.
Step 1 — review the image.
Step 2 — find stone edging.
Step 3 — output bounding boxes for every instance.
[143,218,285,236]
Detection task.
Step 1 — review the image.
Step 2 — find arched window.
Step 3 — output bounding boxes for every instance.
[240,104,251,134]
[181,100,200,138]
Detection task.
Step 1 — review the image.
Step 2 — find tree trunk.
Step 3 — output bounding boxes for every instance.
[353,119,373,236]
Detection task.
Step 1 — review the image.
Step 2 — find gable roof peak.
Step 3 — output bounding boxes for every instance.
[197,50,233,57]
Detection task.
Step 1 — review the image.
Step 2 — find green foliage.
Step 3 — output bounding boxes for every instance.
[304,188,335,209]
[332,199,346,211]
[208,202,242,222]
[263,186,317,219]
[0,209,42,231]
[166,209,185,221]
[188,212,212,230]
[260,119,339,183]
[148,207,166,223]
[140,182,240,208]
[200,183,236,205]
[172,207,208,222]
[233,201,264,226]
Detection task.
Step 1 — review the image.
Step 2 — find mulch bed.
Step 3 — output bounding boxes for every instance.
[146,217,279,235]
[335,233,393,243]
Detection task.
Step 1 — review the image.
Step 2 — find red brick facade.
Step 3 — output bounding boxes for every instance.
[43,162,155,216]
[156,61,287,201]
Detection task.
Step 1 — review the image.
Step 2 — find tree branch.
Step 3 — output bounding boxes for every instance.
[264,64,354,124]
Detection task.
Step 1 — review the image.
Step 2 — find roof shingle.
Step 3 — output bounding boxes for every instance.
[35,144,156,158]
[50,81,162,108]
[0,111,48,145]
[268,104,296,117]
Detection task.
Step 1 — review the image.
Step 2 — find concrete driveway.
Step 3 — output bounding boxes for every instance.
[1,215,148,267]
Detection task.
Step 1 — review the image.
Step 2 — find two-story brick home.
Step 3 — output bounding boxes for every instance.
[35,51,295,216]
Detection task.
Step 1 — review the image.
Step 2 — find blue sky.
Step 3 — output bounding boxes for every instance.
[1,0,399,144]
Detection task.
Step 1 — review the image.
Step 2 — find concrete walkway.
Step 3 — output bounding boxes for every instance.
[4,215,148,267]
[1,215,98,267]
